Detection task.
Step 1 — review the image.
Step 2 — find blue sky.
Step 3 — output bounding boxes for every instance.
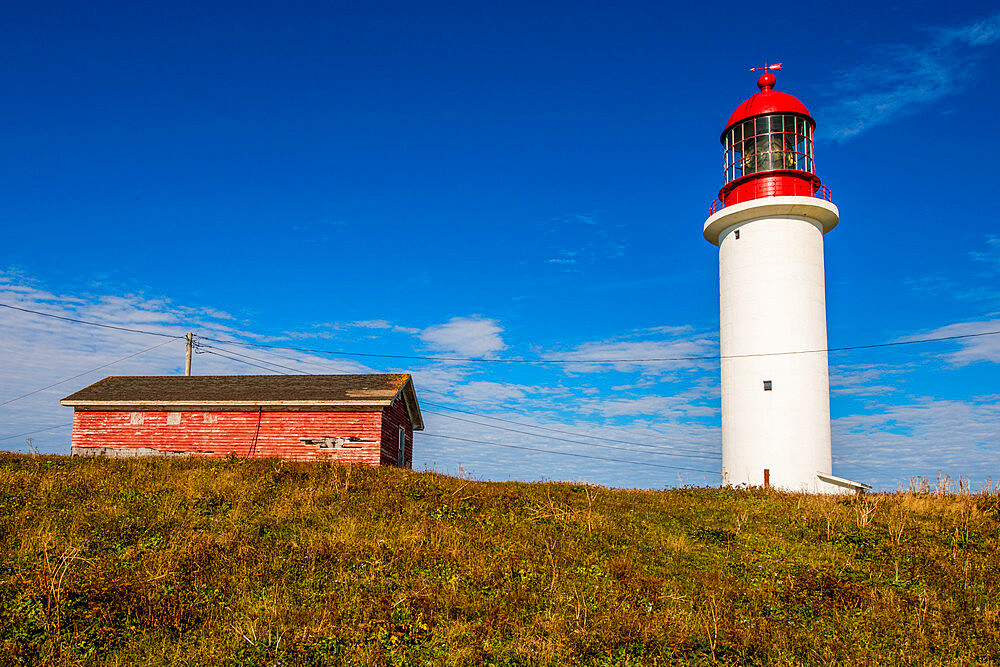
[2,1,999,491]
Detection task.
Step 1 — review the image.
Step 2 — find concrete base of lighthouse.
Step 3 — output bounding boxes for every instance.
[704,196,848,494]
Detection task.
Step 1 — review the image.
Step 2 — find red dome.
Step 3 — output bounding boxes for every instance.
[722,75,814,141]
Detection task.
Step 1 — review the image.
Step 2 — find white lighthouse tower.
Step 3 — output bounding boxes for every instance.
[703,66,862,494]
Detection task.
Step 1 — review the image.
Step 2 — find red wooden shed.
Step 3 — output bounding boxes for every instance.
[61,374,423,466]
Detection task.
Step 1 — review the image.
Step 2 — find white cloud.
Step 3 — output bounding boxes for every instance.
[416,403,722,489]
[573,379,719,419]
[940,13,1000,46]
[580,393,717,419]
[900,319,1000,365]
[446,381,527,404]
[970,235,1000,269]
[546,330,717,375]
[833,396,1000,489]
[419,316,506,358]
[0,275,375,453]
[346,320,420,334]
[349,319,393,329]
[283,319,422,339]
[821,11,1000,140]
[830,362,909,397]
[4,272,996,492]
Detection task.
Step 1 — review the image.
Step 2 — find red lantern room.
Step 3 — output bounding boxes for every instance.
[717,67,827,208]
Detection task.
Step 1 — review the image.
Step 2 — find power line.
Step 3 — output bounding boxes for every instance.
[420,432,721,475]
[2,301,972,481]
[0,423,72,442]
[198,344,363,376]
[420,399,719,458]
[0,337,183,408]
[199,328,1000,365]
[6,300,999,365]
[0,328,892,481]
[197,344,720,460]
[197,343,318,374]
[0,303,179,338]
[95,345,721,473]
[195,335,713,364]
[423,409,719,461]
[196,347,289,374]
[197,342,362,375]
[195,342,917,470]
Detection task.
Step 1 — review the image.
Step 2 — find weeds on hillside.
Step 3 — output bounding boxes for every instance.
[0,453,998,665]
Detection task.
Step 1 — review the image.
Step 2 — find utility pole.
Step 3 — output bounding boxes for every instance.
[185,333,194,376]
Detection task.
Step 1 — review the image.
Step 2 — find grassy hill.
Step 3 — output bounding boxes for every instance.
[1,453,998,665]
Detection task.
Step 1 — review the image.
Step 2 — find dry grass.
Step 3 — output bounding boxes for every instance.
[1,453,999,665]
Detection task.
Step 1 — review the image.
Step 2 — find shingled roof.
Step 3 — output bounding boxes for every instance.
[61,374,423,429]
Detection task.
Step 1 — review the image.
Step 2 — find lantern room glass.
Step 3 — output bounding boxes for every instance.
[723,114,814,184]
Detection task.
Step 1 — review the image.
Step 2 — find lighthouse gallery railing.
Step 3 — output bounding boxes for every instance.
[708,184,833,216]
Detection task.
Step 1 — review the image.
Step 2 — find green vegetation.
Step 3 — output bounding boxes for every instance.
[1,453,998,665]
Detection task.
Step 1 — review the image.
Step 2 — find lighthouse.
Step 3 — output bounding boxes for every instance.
[703,66,861,493]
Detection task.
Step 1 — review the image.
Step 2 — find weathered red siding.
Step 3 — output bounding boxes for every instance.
[70,410,388,464]
[380,395,413,467]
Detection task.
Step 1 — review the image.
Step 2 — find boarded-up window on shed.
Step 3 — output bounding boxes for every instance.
[166,413,181,425]
[129,412,144,425]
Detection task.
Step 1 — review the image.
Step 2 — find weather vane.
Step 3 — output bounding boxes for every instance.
[749,62,782,73]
